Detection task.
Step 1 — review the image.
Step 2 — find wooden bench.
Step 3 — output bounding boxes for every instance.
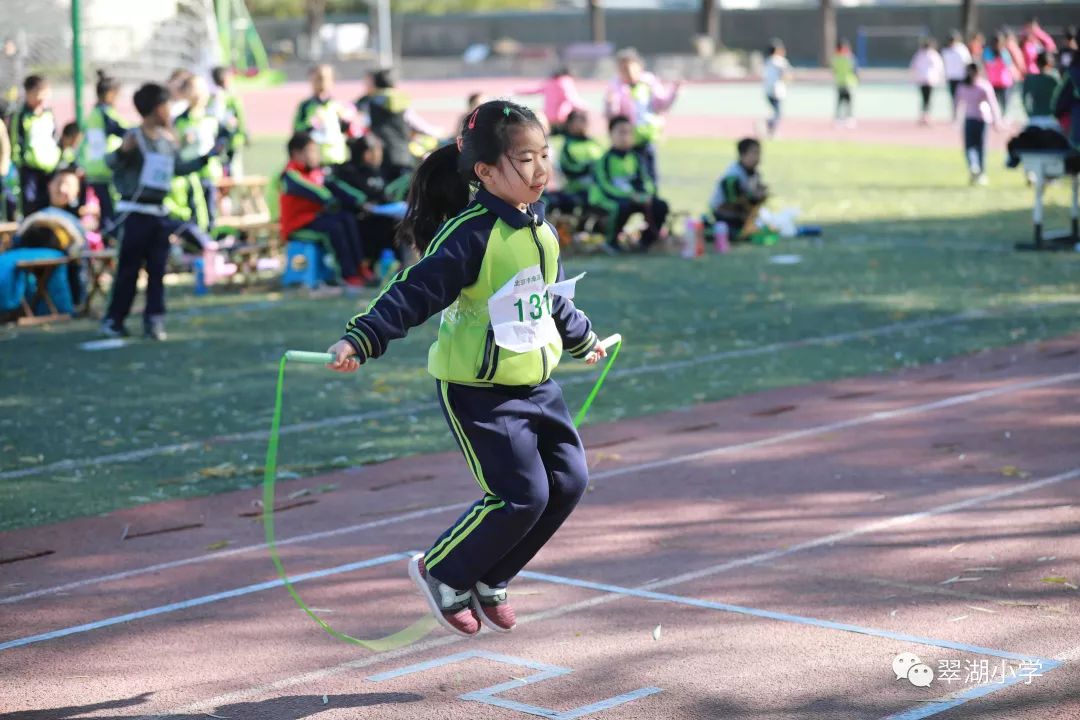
[215,175,282,285]
[80,248,118,317]
[0,222,18,252]
[216,175,271,219]
[15,256,72,326]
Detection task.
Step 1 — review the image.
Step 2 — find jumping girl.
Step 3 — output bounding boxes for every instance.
[326,100,607,637]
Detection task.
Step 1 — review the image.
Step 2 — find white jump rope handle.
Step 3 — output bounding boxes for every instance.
[598,334,622,352]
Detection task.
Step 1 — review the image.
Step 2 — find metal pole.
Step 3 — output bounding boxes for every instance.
[217,0,232,69]
[377,0,392,68]
[71,0,84,127]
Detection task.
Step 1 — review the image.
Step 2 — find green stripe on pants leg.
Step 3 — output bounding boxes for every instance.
[425,498,507,571]
[439,379,490,494]
[425,494,500,566]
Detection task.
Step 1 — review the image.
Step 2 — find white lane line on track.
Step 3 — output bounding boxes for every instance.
[4,369,1078,606]
[2,300,1072,483]
[145,464,1080,718]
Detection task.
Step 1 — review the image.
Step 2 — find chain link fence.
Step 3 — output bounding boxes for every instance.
[2,0,218,107]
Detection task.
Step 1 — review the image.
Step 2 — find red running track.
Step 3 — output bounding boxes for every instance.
[1,337,1078,719]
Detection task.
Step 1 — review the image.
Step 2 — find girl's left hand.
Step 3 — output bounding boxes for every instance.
[584,343,608,366]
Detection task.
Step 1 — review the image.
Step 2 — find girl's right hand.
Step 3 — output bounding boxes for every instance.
[326,340,360,373]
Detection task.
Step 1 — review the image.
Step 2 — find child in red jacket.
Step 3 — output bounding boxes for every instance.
[279,132,366,288]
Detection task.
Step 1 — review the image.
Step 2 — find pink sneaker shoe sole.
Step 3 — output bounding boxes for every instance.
[407,554,480,638]
[470,594,516,633]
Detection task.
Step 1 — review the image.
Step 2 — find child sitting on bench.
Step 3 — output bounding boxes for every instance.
[587,115,669,253]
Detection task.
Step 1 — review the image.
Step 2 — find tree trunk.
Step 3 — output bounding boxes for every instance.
[699,0,720,48]
[960,0,978,39]
[819,0,836,67]
[305,0,326,61]
[588,0,605,44]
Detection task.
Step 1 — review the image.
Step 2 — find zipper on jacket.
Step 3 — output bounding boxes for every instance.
[529,213,550,383]
[529,213,547,280]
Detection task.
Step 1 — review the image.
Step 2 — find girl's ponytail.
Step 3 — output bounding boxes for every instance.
[397,143,470,254]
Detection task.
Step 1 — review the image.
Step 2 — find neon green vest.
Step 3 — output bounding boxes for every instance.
[16,108,61,172]
[175,108,222,181]
[83,104,125,181]
[427,211,564,387]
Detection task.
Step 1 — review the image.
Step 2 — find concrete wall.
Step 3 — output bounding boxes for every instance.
[391,3,1079,66]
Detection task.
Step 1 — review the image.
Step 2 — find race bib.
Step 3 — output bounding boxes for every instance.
[140,151,175,191]
[85,128,107,160]
[311,106,342,145]
[487,266,585,353]
[29,116,56,149]
[197,118,217,155]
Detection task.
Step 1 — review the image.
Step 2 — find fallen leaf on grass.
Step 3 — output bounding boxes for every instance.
[652,624,662,641]
[287,483,338,500]
[1041,577,1079,590]
[198,463,239,479]
[206,540,231,551]
[941,576,983,585]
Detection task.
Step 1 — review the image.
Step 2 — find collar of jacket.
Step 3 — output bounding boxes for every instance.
[286,159,319,176]
[475,187,546,229]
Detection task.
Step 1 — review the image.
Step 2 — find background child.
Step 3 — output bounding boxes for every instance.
[10,74,60,214]
[515,67,586,134]
[355,68,442,181]
[58,122,82,170]
[208,66,248,177]
[942,31,973,119]
[831,39,857,126]
[0,104,12,220]
[604,47,680,181]
[293,64,350,166]
[588,114,669,253]
[83,70,128,236]
[102,82,218,340]
[1022,52,1059,125]
[708,137,769,241]
[332,134,398,281]
[762,40,791,136]
[279,131,365,290]
[910,38,944,124]
[984,34,1016,115]
[954,63,1002,186]
[14,168,87,303]
[550,109,603,215]
[175,75,224,233]
[325,100,605,638]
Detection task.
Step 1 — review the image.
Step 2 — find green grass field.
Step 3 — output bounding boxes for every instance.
[2,136,1078,532]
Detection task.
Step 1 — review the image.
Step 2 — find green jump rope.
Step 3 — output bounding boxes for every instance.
[262,334,623,651]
